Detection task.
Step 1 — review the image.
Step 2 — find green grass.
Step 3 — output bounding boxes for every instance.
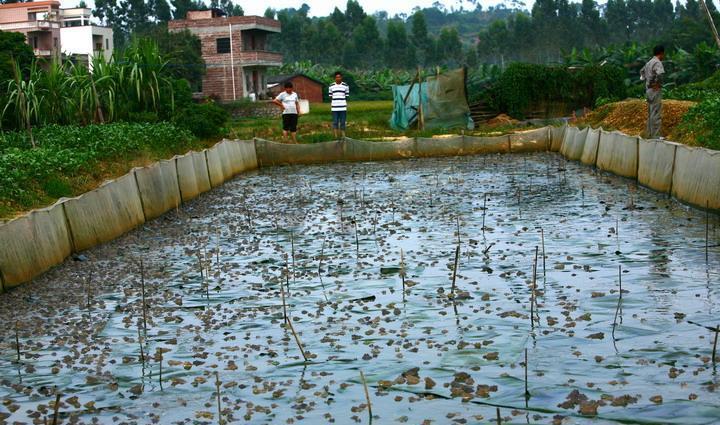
[227,100,529,143]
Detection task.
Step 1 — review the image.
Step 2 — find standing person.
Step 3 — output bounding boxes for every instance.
[640,45,665,139]
[329,71,350,139]
[273,82,300,143]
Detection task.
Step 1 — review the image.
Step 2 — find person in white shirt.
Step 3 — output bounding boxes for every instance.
[273,82,301,143]
[329,71,350,139]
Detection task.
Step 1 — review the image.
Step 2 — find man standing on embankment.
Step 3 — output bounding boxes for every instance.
[329,71,350,139]
[641,45,665,139]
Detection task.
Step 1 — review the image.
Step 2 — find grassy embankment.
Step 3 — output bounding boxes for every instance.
[227,100,528,142]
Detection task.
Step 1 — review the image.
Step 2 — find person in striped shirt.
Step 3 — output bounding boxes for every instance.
[329,71,350,139]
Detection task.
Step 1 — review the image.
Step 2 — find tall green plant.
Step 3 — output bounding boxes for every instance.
[3,61,42,147]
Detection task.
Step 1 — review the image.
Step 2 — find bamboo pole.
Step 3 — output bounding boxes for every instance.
[700,0,720,49]
[215,372,223,425]
[360,370,373,422]
[140,260,148,336]
[286,319,308,362]
[451,245,460,297]
[712,324,719,364]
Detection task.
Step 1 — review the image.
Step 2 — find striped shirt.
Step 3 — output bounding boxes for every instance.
[329,82,349,112]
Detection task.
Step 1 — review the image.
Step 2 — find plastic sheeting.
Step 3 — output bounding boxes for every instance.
[175,151,212,202]
[415,136,465,157]
[509,127,549,153]
[344,138,416,162]
[464,135,510,155]
[597,131,638,178]
[62,173,145,252]
[560,126,588,161]
[638,139,677,194]
[133,159,182,220]
[232,140,258,171]
[550,125,566,152]
[389,68,474,131]
[254,139,345,166]
[671,146,720,210]
[580,127,601,166]
[205,146,229,188]
[0,204,73,289]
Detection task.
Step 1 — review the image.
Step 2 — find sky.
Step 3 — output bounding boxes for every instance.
[59,0,517,18]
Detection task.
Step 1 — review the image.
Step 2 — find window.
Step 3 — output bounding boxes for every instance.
[53,38,58,48]
[28,12,36,21]
[32,37,38,49]
[106,39,109,50]
[216,37,230,54]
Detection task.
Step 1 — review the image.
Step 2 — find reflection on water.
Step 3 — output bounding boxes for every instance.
[0,152,718,424]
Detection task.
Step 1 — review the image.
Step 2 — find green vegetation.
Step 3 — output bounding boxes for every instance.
[0,122,197,217]
[486,63,627,118]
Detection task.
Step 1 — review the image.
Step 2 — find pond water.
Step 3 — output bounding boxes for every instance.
[1,153,719,425]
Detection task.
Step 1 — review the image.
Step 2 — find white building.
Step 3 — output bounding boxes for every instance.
[59,7,113,67]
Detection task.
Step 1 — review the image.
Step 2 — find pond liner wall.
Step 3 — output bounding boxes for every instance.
[175,151,212,202]
[463,135,510,155]
[133,159,182,221]
[638,139,678,194]
[596,130,639,179]
[671,145,720,210]
[2,126,719,292]
[560,126,588,161]
[580,127,601,166]
[415,136,466,157]
[509,127,550,153]
[344,137,416,161]
[61,173,146,253]
[550,125,565,152]
[0,204,73,289]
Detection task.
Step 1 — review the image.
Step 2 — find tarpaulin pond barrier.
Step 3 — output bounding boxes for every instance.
[638,138,678,194]
[580,127,601,166]
[596,130,639,179]
[1,126,719,291]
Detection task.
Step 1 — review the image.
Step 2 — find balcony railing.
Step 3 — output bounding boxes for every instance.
[237,50,282,66]
[0,20,60,31]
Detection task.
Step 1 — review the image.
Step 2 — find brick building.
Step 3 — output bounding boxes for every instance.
[268,73,324,103]
[168,9,282,102]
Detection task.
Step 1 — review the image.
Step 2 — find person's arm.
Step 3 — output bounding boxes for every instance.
[296,100,301,114]
[273,93,285,110]
[651,62,665,90]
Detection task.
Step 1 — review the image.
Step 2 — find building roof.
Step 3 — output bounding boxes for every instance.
[267,73,325,86]
[0,1,60,9]
[168,15,280,32]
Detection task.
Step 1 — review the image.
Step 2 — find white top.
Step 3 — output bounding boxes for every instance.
[275,91,299,114]
[329,82,349,112]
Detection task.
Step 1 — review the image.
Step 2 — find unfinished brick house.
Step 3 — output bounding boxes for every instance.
[168,9,282,102]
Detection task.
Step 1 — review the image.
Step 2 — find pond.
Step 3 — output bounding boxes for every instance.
[1,152,719,424]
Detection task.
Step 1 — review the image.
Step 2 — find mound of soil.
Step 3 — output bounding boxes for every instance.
[580,99,695,141]
[486,114,520,126]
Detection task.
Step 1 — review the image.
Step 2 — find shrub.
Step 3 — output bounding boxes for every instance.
[489,63,627,118]
[173,102,229,138]
[676,95,720,150]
